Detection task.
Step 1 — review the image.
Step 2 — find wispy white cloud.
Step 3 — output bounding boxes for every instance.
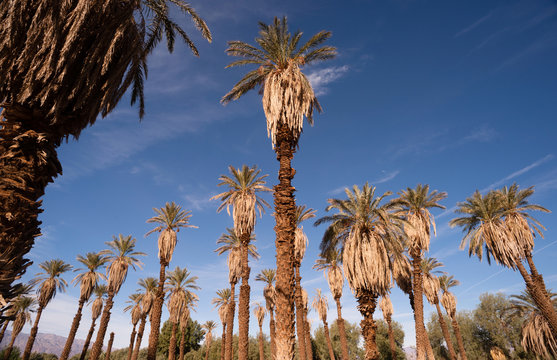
[482,154,554,191]
[307,66,349,96]
[328,170,399,195]
[497,34,557,71]
[454,11,494,38]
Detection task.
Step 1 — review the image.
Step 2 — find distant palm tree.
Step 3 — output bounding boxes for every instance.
[508,290,557,358]
[4,295,36,359]
[301,288,313,360]
[212,289,232,360]
[146,202,196,360]
[315,184,406,360]
[379,295,397,360]
[90,235,145,360]
[132,278,158,360]
[23,259,72,360]
[255,269,277,358]
[178,306,192,360]
[222,17,336,360]
[212,164,270,360]
[124,293,143,360]
[439,275,467,360]
[253,303,266,360]
[0,0,211,303]
[202,320,218,360]
[312,289,335,360]
[216,228,259,360]
[106,332,115,360]
[166,266,200,360]
[60,252,108,360]
[421,257,456,360]
[80,285,108,360]
[0,283,33,343]
[314,249,349,360]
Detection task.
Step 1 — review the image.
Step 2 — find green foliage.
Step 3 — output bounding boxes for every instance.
[29,353,59,360]
[184,335,271,360]
[376,319,406,360]
[157,319,203,358]
[0,347,21,360]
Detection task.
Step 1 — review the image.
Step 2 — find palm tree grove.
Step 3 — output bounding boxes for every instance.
[1,1,557,360]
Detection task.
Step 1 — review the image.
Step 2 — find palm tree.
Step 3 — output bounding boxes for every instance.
[106,332,115,360]
[132,277,158,360]
[124,293,143,360]
[60,252,108,360]
[439,275,467,360]
[379,296,397,360]
[314,249,349,360]
[90,235,145,360]
[315,183,406,360]
[178,305,193,360]
[202,320,218,360]
[212,289,232,360]
[508,290,557,358]
[212,164,270,360]
[421,257,456,360]
[389,184,446,360]
[0,283,33,344]
[23,259,72,360]
[216,228,259,360]
[0,0,211,303]
[222,17,336,360]
[255,269,277,358]
[166,266,200,360]
[450,185,557,333]
[3,295,36,359]
[80,285,108,360]
[301,288,313,360]
[253,303,266,360]
[312,289,335,360]
[146,202,196,360]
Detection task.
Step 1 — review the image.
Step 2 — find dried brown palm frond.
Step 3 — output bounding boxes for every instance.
[131,303,142,326]
[101,235,145,294]
[422,273,440,305]
[521,313,557,358]
[392,249,412,295]
[90,285,107,320]
[137,277,157,315]
[72,252,108,302]
[10,295,35,336]
[264,284,277,312]
[490,346,506,360]
[166,266,199,323]
[441,291,457,319]
[294,227,309,263]
[255,269,276,312]
[253,303,266,327]
[180,307,191,331]
[31,259,72,307]
[212,288,232,325]
[228,249,242,285]
[379,295,393,320]
[168,289,187,323]
[202,320,217,343]
[313,249,344,299]
[302,288,309,311]
[312,289,328,323]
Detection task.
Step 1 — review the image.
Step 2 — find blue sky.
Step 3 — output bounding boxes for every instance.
[17,0,557,350]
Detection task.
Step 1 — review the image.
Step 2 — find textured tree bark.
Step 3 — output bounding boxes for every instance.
[423,327,435,360]
[323,320,335,360]
[147,262,168,360]
[89,293,115,360]
[22,304,44,360]
[273,123,297,360]
[5,327,20,359]
[178,324,188,360]
[169,322,178,360]
[334,298,349,360]
[0,320,9,344]
[434,302,456,360]
[450,318,467,360]
[258,325,265,360]
[303,315,312,360]
[80,318,98,360]
[225,282,236,360]
[60,299,85,360]
[411,255,426,360]
[294,266,306,360]
[105,332,115,360]
[0,109,62,302]
[356,289,379,360]
[127,324,137,360]
[219,323,226,360]
[386,317,397,360]
[238,231,251,360]
[204,339,211,360]
[269,310,277,360]
[132,314,147,360]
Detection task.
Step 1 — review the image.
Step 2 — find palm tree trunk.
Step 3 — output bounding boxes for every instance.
[0,110,62,302]
[132,314,147,360]
[127,324,137,360]
[323,320,335,360]
[0,320,9,343]
[225,282,236,360]
[356,289,379,360]
[4,327,20,359]
[89,293,115,360]
[258,325,265,360]
[60,299,86,360]
[334,298,349,360]
[22,304,44,360]
[303,313,312,360]
[386,317,397,360]
[269,309,277,360]
[80,317,98,360]
[434,302,456,360]
[238,232,251,360]
[525,252,550,296]
[423,328,435,360]
[411,255,426,360]
[147,262,168,360]
[106,332,115,360]
[220,323,226,360]
[179,324,188,360]
[450,318,466,360]
[205,339,211,360]
[294,265,307,360]
[169,322,178,360]
[273,123,297,360]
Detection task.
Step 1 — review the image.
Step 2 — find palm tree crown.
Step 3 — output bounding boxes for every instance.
[166,266,200,323]
[313,249,344,300]
[255,269,276,312]
[72,252,109,302]
[137,277,158,316]
[101,235,145,294]
[294,205,316,263]
[312,289,329,323]
[31,259,72,307]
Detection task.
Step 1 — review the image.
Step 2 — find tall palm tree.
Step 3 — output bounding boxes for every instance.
[90,235,145,360]
[255,269,277,358]
[0,0,211,303]
[439,275,467,360]
[421,258,456,360]
[0,283,33,344]
[166,266,200,360]
[222,17,336,360]
[132,277,158,360]
[202,320,218,360]
[450,186,557,333]
[176,306,191,360]
[80,285,108,360]
[124,293,143,360]
[106,332,115,360]
[4,295,36,359]
[312,289,335,360]
[60,252,108,360]
[23,259,72,360]
[292,205,316,360]
[314,249,349,360]
[379,296,397,360]
[146,202,196,360]
[212,289,232,360]
[253,303,266,360]
[508,290,557,358]
[212,164,270,360]
[315,183,406,360]
[216,228,259,360]
[389,184,446,360]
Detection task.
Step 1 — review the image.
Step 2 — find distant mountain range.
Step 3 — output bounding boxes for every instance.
[0,330,89,358]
